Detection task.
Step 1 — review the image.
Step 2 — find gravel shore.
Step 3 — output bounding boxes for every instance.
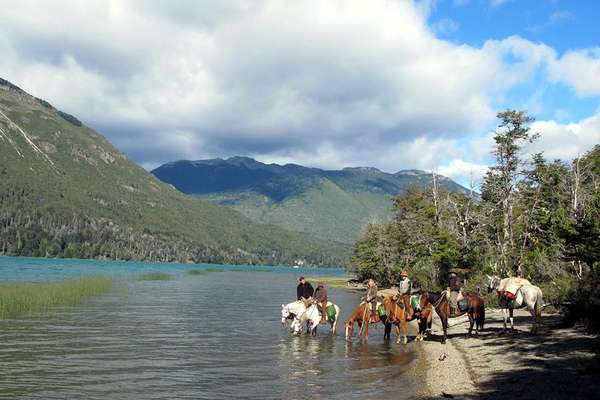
[417,308,600,399]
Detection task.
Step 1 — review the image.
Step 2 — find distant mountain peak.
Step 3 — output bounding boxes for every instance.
[343,166,381,173]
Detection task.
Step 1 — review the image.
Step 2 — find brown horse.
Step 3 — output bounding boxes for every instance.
[344,302,384,342]
[419,291,485,344]
[381,295,420,344]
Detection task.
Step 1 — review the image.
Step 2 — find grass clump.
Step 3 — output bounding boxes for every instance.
[0,277,113,319]
[187,269,206,276]
[304,276,353,288]
[137,272,172,281]
[187,268,224,276]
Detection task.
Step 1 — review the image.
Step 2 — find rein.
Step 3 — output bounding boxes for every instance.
[431,292,446,309]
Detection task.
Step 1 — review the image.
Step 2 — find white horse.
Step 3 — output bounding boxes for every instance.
[487,275,544,333]
[281,300,340,336]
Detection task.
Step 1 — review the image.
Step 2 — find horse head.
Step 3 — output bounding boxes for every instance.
[486,275,500,293]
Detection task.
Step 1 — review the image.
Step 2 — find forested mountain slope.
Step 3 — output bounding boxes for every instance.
[0,78,347,266]
[152,157,469,243]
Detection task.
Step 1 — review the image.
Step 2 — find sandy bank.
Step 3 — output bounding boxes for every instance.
[417,309,599,399]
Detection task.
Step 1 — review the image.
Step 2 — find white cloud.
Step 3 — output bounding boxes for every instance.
[528,113,600,161]
[0,0,597,176]
[549,48,600,97]
[526,10,575,33]
[438,159,489,187]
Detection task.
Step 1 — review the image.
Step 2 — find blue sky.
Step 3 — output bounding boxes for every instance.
[430,0,600,123]
[0,0,599,186]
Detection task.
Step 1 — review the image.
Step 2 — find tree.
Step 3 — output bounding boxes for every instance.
[481,110,538,276]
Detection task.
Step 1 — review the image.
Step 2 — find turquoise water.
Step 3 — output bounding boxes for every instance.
[0,256,418,400]
[0,256,347,284]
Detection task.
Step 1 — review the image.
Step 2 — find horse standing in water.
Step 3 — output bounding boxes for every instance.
[419,291,485,344]
[381,295,420,344]
[344,302,385,342]
[281,300,340,336]
[487,275,544,333]
[298,302,341,336]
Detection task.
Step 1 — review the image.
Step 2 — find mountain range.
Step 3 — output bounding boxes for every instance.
[0,78,347,266]
[152,157,468,244]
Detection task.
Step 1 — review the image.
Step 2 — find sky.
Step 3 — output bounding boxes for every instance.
[1,0,599,186]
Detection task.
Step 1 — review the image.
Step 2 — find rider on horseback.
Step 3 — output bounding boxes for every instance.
[447,270,462,317]
[297,276,314,306]
[313,282,328,325]
[396,271,414,319]
[364,279,378,323]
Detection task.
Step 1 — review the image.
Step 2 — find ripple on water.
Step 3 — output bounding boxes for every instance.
[0,265,420,399]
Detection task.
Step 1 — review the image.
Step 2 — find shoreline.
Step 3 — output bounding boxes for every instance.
[416,308,599,399]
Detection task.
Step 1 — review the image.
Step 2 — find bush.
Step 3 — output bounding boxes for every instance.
[563,270,600,332]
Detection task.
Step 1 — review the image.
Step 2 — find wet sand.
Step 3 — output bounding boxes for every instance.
[417,309,600,399]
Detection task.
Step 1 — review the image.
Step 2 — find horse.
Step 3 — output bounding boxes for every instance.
[419,291,485,344]
[344,301,385,342]
[298,302,341,336]
[381,295,420,344]
[281,300,340,336]
[281,300,307,335]
[487,275,544,333]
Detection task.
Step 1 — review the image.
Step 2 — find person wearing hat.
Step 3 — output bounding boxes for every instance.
[397,271,414,319]
[447,270,463,317]
[313,282,328,325]
[364,279,379,323]
[297,276,314,306]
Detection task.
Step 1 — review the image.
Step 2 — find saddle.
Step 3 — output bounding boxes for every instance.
[316,302,337,320]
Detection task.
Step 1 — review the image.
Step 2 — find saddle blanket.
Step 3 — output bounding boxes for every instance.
[317,302,337,319]
[499,277,532,295]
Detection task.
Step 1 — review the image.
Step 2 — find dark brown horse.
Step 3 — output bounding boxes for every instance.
[419,291,485,344]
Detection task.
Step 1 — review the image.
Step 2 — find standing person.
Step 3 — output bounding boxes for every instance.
[297,276,314,306]
[397,271,414,319]
[364,279,378,323]
[447,270,462,317]
[313,282,328,325]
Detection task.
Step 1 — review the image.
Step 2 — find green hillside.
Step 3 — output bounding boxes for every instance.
[153,158,469,244]
[0,78,348,266]
[202,178,393,243]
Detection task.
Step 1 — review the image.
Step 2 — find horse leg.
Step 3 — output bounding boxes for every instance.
[401,317,407,344]
[394,324,401,344]
[384,322,391,341]
[440,316,448,344]
[529,305,538,334]
[509,308,515,332]
[468,312,474,336]
[501,308,508,332]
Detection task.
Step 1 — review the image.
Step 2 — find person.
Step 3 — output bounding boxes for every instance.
[313,282,328,325]
[364,279,378,323]
[447,270,462,317]
[397,271,414,319]
[297,276,314,306]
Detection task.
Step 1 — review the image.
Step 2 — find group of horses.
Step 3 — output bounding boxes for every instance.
[281,275,545,343]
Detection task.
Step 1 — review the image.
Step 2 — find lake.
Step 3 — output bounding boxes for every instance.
[0,257,420,399]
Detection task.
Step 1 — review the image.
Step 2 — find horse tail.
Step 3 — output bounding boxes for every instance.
[477,302,486,330]
[534,287,544,318]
